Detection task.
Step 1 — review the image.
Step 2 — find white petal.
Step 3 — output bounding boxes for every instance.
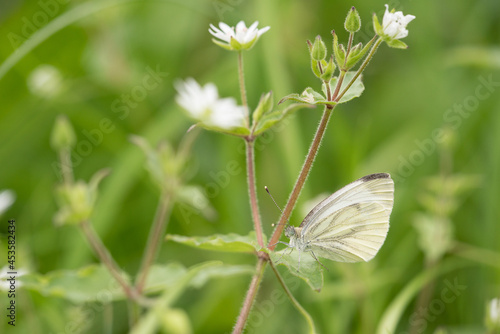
[0,190,15,215]
[257,26,270,37]
[382,4,391,26]
[248,21,259,32]
[219,22,234,35]
[404,14,416,24]
[235,21,247,32]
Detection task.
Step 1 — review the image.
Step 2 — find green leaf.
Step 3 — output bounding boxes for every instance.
[345,38,375,69]
[253,110,285,135]
[166,232,265,253]
[372,13,383,36]
[278,87,332,106]
[19,264,130,303]
[131,261,252,334]
[229,36,242,50]
[330,71,365,103]
[176,185,217,221]
[311,58,322,78]
[253,103,313,136]
[144,263,254,293]
[375,259,469,334]
[19,262,254,305]
[270,249,324,292]
[386,39,408,49]
[333,32,345,67]
[252,91,273,125]
[211,38,233,51]
[320,56,336,81]
[198,123,251,137]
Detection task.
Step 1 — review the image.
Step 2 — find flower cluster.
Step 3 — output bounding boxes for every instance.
[374,4,415,48]
[381,4,415,40]
[209,21,270,51]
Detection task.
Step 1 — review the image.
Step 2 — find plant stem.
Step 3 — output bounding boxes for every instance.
[80,220,139,301]
[135,192,172,293]
[238,51,250,127]
[269,261,316,333]
[267,106,333,250]
[246,139,265,247]
[59,148,74,185]
[331,70,347,101]
[233,257,267,334]
[337,37,381,102]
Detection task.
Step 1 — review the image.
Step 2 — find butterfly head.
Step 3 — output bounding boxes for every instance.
[284,225,297,239]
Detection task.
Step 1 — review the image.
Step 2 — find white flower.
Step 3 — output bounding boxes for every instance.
[382,4,415,39]
[0,190,15,216]
[27,64,63,98]
[302,90,315,103]
[209,21,270,51]
[175,78,246,130]
[489,298,500,325]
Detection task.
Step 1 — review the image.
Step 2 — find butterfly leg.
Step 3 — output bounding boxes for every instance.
[310,250,329,271]
[297,250,301,271]
[274,244,294,264]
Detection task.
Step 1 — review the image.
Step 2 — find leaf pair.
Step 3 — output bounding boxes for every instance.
[167,232,324,291]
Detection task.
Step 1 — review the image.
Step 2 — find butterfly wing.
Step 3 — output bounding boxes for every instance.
[305,202,390,262]
[300,173,394,263]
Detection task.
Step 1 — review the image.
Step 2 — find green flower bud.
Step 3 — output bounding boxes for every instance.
[320,56,336,81]
[51,115,76,152]
[311,35,327,61]
[344,6,361,33]
[332,31,346,67]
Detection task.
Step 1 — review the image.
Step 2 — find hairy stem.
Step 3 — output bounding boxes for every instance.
[80,220,139,300]
[233,257,268,334]
[238,51,250,127]
[267,106,333,250]
[269,261,316,333]
[135,193,173,293]
[337,36,381,101]
[246,139,265,247]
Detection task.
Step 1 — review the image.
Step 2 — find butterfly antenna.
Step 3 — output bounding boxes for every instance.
[265,186,284,215]
[265,186,290,228]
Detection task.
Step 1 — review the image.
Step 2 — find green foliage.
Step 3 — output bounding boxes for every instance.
[53,169,108,226]
[19,262,253,304]
[327,71,365,103]
[1,1,499,333]
[270,250,324,292]
[166,232,264,253]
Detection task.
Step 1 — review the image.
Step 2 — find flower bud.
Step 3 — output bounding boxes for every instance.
[332,31,346,67]
[344,7,361,33]
[311,35,327,61]
[320,56,336,81]
[51,115,76,152]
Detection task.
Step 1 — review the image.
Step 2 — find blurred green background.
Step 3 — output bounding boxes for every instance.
[1,0,499,333]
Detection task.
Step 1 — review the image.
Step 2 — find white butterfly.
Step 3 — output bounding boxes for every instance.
[275,173,394,269]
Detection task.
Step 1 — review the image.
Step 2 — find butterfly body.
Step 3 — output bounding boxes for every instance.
[276,173,394,270]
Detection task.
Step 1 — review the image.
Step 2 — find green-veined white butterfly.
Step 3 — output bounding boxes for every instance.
[275,173,394,269]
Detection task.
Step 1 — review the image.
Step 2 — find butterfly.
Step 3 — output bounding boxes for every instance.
[274,173,394,270]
